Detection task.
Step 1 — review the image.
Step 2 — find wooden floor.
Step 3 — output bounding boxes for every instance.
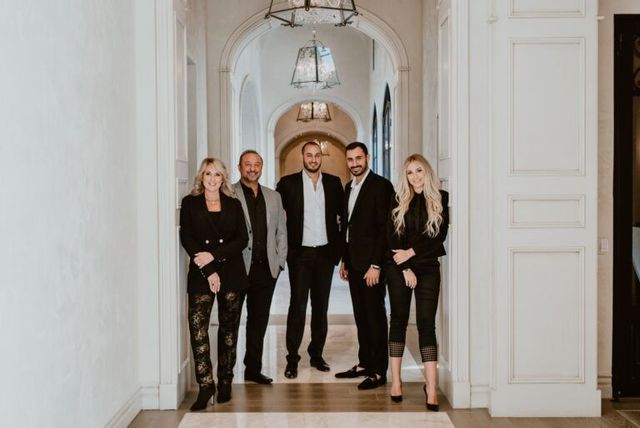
[130,387,636,428]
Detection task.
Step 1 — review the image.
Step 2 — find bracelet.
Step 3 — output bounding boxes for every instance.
[402,268,411,273]
[370,264,381,270]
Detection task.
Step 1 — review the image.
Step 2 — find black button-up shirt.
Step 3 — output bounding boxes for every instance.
[241,182,268,263]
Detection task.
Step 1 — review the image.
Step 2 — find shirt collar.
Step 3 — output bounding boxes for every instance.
[302,169,322,184]
[350,168,371,189]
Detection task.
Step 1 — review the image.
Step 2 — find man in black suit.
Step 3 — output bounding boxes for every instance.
[234,150,287,385]
[335,142,394,389]
[276,141,344,379]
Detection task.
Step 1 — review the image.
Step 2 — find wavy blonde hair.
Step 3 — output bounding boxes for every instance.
[191,157,235,197]
[391,154,443,237]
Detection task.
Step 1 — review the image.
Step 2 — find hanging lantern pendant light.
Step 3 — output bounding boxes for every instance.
[291,31,340,89]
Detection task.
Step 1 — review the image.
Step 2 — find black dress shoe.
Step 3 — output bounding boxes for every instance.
[310,358,330,372]
[244,371,273,384]
[217,382,231,403]
[390,394,403,403]
[284,362,298,379]
[357,375,387,390]
[423,384,440,412]
[190,384,215,411]
[335,365,368,379]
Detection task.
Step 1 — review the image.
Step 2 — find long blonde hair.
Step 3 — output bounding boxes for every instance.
[391,154,443,237]
[191,157,235,197]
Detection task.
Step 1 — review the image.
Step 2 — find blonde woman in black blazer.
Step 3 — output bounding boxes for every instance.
[179,158,249,410]
[386,154,449,411]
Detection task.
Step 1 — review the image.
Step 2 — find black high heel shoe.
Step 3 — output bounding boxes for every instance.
[190,384,215,411]
[217,381,232,403]
[390,382,403,402]
[423,384,439,412]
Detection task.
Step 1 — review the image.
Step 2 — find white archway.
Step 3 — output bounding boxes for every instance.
[218,4,410,185]
[263,94,364,186]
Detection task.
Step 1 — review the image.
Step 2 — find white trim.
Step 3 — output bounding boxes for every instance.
[104,389,142,428]
[508,0,586,18]
[156,0,181,410]
[141,384,160,410]
[508,37,586,177]
[508,194,586,229]
[447,0,471,408]
[508,247,585,384]
[470,384,490,408]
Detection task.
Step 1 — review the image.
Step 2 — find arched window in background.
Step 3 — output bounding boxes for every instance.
[382,85,392,180]
[371,104,378,173]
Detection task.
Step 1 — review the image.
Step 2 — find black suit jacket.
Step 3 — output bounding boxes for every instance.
[386,190,450,272]
[342,171,395,272]
[276,171,345,265]
[179,192,249,294]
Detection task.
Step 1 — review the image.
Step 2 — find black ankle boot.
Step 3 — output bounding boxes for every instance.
[190,384,215,411]
[217,381,232,403]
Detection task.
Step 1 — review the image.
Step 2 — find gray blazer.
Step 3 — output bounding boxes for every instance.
[233,181,288,279]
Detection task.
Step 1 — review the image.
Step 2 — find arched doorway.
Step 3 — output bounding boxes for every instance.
[218,5,410,186]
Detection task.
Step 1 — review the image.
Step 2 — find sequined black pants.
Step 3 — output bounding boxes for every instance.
[188,291,243,387]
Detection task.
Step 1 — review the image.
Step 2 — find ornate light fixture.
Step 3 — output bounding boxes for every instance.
[291,32,340,89]
[297,101,332,122]
[265,0,359,27]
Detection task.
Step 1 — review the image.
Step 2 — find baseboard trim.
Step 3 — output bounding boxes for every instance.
[471,384,490,408]
[598,375,612,399]
[105,388,142,428]
[141,384,160,409]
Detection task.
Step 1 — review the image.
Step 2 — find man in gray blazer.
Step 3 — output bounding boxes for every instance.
[235,150,287,384]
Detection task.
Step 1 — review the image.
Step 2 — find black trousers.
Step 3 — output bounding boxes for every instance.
[286,246,335,363]
[347,265,389,376]
[386,264,440,362]
[188,290,243,387]
[240,261,277,374]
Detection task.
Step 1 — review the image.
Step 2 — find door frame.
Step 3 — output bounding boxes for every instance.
[612,14,640,399]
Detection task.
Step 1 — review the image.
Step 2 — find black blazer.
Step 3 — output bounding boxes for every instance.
[386,190,450,273]
[342,171,394,272]
[276,171,345,265]
[179,192,249,294]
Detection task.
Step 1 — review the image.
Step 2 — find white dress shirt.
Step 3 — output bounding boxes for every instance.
[301,171,328,247]
[346,168,370,243]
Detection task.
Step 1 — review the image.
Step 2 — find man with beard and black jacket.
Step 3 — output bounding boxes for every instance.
[335,141,394,390]
[276,141,344,379]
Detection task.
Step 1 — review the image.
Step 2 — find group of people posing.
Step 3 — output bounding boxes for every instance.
[179,141,449,412]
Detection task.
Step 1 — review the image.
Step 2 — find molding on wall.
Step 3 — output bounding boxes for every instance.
[508,0,586,18]
[598,375,612,399]
[104,388,142,428]
[141,384,160,409]
[508,247,585,384]
[508,37,586,177]
[470,384,490,408]
[508,194,586,228]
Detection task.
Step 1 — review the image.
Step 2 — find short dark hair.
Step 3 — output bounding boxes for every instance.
[238,149,263,165]
[345,141,368,156]
[301,141,321,154]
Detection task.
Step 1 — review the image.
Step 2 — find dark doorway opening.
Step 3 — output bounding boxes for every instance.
[613,14,640,399]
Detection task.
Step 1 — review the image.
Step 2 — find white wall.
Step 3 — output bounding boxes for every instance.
[597,0,640,398]
[0,1,139,426]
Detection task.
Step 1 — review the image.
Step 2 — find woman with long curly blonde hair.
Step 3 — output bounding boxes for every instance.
[386,154,449,411]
